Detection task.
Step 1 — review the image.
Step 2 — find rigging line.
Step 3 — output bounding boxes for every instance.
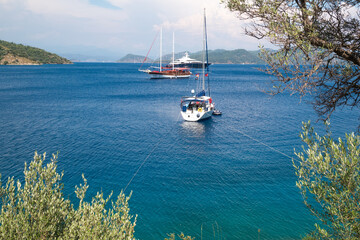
[184,69,193,94]
[228,125,293,160]
[124,112,182,192]
[139,31,159,70]
[123,138,161,192]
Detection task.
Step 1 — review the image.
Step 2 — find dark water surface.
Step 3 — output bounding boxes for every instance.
[0,63,357,239]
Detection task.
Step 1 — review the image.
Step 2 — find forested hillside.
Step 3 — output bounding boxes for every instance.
[117,54,153,63]
[120,49,265,64]
[0,40,72,65]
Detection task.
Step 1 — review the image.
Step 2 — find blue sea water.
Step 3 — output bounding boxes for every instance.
[0,63,358,239]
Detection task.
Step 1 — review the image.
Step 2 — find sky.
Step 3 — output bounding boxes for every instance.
[0,0,271,60]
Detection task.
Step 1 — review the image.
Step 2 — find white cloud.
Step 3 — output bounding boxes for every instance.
[25,0,127,21]
[147,0,263,52]
[106,0,130,8]
[0,0,269,59]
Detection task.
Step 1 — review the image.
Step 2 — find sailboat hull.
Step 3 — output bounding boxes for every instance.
[180,95,214,121]
[149,72,191,79]
[181,109,213,121]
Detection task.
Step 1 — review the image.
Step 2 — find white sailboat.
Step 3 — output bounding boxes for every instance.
[180,9,216,121]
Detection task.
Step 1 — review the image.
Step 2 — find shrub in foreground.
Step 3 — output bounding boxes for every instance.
[0,152,136,239]
[294,122,360,239]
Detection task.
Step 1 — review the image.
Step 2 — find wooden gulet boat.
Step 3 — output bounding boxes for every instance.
[139,29,191,79]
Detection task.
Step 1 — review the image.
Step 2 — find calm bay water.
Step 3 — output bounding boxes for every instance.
[0,63,358,239]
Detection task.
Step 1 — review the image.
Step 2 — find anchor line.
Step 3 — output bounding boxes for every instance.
[124,116,298,192]
[227,125,294,160]
[124,112,182,192]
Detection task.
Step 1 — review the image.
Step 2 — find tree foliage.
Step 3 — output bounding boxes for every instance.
[0,152,136,239]
[222,0,360,119]
[294,122,360,238]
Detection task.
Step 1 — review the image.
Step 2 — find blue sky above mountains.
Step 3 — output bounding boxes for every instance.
[0,0,271,60]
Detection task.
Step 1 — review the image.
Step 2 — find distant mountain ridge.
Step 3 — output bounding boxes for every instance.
[117,54,153,63]
[118,49,265,64]
[0,40,72,65]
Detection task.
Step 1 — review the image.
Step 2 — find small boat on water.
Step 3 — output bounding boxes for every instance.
[213,109,222,115]
[166,52,211,69]
[139,28,191,79]
[180,9,217,122]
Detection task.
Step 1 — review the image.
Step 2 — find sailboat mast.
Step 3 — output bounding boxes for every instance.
[202,9,206,91]
[204,9,210,96]
[172,32,175,71]
[160,27,162,72]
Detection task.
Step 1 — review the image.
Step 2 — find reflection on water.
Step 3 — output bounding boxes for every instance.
[179,118,215,138]
[181,121,206,136]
